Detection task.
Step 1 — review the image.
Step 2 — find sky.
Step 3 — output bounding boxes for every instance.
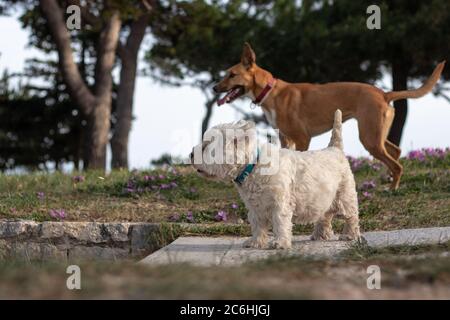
[1,14,449,170]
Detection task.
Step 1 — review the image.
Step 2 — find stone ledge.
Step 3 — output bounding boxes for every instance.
[0,220,168,261]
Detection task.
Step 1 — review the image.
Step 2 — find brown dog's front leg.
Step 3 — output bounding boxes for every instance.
[279,132,296,150]
[294,135,311,151]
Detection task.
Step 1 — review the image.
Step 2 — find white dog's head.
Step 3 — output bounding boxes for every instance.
[190,120,257,180]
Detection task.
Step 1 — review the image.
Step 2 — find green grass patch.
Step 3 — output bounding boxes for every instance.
[0,155,449,234]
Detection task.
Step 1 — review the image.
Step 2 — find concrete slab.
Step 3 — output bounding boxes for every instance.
[140,226,450,266]
[362,226,450,248]
[139,235,352,266]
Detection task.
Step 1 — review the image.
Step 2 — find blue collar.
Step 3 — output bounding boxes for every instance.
[234,149,260,186]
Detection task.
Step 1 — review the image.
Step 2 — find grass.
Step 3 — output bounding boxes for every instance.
[0,152,449,235]
[0,242,449,299]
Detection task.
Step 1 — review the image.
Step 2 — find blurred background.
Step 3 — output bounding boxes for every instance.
[0,0,449,173]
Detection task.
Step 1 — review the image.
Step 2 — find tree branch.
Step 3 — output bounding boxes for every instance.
[39,0,95,115]
[94,11,122,98]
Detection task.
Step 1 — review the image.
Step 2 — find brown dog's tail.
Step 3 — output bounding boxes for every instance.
[384,61,446,103]
[328,109,343,150]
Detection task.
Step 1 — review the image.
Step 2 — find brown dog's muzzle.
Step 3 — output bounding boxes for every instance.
[215,84,245,106]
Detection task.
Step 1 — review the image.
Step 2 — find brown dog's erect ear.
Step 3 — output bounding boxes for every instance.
[241,42,256,68]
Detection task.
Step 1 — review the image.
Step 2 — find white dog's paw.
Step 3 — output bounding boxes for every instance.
[269,239,292,250]
[310,230,334,241]
[243,237,268,249]
[339,233,361,241]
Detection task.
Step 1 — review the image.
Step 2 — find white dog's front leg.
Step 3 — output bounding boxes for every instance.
[243,210,269,249]
[270,207,293,249]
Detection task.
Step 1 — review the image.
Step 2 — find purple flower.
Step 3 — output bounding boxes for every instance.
[127,180,135,188]
[435,148,446,158]
[169,213,180,222]
[186,211,194,223]
[231,203,238,209]
[347,156,368,172]
[361,191,372,199]
[158,174,166,180]
[361,180,376,190]
[72,175,85,183]
[417,147,449,159]
[370,162,381,171]
[215,210,227,222]
[160,183,170,189]
[189,187,197,193]
[36,192,45,200]
[49,209,66,220]
[170,182,178,188]
[407,150,426,162]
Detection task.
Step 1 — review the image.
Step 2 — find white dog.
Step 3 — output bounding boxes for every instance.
[191,109,360,249]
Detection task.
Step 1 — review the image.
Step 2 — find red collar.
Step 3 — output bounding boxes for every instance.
[253,78,277,105]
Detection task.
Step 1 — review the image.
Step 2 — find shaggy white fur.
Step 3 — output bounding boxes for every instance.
[191,109,360,249]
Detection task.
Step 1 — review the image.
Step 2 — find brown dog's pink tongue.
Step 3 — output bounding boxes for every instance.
[217,89,238,106]
[217,93,230,106]
[217,96,227,106]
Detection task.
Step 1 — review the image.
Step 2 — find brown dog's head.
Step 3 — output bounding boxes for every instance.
[214,43,257,105]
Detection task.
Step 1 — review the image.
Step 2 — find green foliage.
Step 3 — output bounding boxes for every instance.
[0,68,82,171]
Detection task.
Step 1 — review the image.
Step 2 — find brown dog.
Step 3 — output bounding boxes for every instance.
[213,43,445,190]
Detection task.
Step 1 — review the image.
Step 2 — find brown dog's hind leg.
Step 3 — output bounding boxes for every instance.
[369,145,403,190]
[358,104,403,190]
[385,139,401,160]
[382,105,402,161]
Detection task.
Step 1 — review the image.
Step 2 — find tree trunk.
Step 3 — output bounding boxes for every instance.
[40,0,121,171]
[87,99,111,169]
[111,53,136,169]
[387,61,409,146]
[201,98,215,138]
[111,14,148,169]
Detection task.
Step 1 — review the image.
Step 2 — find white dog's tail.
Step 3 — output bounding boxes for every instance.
[328,109,343,150]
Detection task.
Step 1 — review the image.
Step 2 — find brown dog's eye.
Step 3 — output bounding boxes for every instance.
[229,73,236,78]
